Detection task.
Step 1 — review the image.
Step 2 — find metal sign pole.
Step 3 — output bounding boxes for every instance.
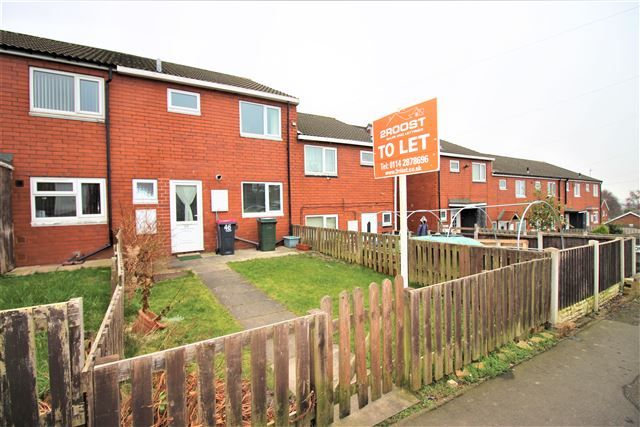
[399,175,409,287]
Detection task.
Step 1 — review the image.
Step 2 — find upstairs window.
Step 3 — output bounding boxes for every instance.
[574,183,581,197]
[499,179,507,190]
[360,151,374,166]
[167,89,200,115]
[585,183,590,192]
[305,145,337,176]
[547,182,556,197]
[516,180,526,198]
[30,67,104,119]
[534,181,541,191]
[472,162,486,182]
[450,160,460,173]
[31,177,107,226]
[240,101,281,140]
[593,184,598,196]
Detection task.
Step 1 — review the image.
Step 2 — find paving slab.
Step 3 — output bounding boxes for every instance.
[332,388,418,426]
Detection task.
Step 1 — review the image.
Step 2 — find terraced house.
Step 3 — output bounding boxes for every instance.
[0,30,393,267]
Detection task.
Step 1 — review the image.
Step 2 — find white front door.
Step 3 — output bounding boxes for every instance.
[170,180,204,253]
[361,213,378,233]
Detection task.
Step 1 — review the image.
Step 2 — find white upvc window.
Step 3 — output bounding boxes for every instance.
[305,214,338,229]
[440,210,447,221]
[534,181,541,191]
[472,162,486,182]
[515,180,526,198]
[241,182,283,218]
[547,182,556,197]
[30,67,105,120]
[592,211,599,224]
[585,183,590,192]
[132,179,158,204]
[31,177,107,226]
[499,179,507,190]
[239,101,281,140]
[450,160,460,173]
[305,145,337,176]
[167,88,200,115]
[382,212,392,226]
[593,184,598,196]
[566,181,570,192]
[574,183,581,197]
[360,151,374,166]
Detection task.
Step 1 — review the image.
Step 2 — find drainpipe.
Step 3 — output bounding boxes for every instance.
[393,176,397,231]
[437,170,442,231]
[106,66,114,245]
[286,103,293,235]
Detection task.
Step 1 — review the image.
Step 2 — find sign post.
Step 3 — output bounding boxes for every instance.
[373,98,439,287]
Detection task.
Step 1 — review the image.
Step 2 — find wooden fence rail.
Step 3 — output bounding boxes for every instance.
[0,298,85,426]
[293,225,546,287]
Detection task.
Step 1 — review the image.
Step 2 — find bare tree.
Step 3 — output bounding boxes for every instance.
[601,189,622,217]
[624,190,640,213]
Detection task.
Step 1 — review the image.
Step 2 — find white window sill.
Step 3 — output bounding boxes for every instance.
[516,195,526,199]
[305,173,338,177]
[31,218,107,227]
[472,180,487,183]
[133,200,159,205]
[450,170,460,173]
[240,132,282,141]
[30,110,105,122]
[499,188,507,191]
[242,212,284,219]
[361,164,374,167]
[382,223,392,227]
[168,108,201,116]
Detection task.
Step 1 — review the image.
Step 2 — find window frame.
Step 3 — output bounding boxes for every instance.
[239,101,282,140]
[360,150,374,167]
[593,184,598,197]
[29,67,105,120]
[440,210,447,221]
[547,181,556,197]
[449,160,460,173]
[471,162,486,182]
[167,88,201,115]
[534,181,541,191]
[132,179,158,204]
[304,145,338,176]
[574,183,581,197]
[381,211,392,226]
[241,181,284,218]
[515,180,526,198]
[585,183,590,192]
[499,179,507,190]
[30,177,107,226]
[305,214,339,229]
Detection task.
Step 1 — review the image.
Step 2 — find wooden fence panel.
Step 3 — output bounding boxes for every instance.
[599,240,621,291]
[624,238,634,278]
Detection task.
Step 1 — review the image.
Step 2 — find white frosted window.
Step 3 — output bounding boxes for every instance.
[136,209,157,234]
[168,89,200,114]
[305,146,323,174]
[325,216,338,229]
[306,215,338,229]
[499,179,507,190]
[306,216,324,227]
[360,151,374,166]
[79,79,99,113]
[133,179,158,204]
[305,145,337,176]
[516,180,526,198]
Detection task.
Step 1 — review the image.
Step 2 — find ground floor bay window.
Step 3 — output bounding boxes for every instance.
[30,177,107,226]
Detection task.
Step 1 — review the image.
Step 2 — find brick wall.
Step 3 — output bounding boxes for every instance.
[0,55,110,265]
[290,140,394,232]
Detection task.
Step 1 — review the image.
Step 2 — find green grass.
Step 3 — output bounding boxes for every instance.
[0,268,112,397]
[125,271,242,357]
[228,253,392,316]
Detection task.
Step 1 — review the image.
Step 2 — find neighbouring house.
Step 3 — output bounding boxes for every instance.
[1,30,394,268]
[407,140,603,233]
[601,199,610,223]
[294,113,394,233]
[606,212,640,229]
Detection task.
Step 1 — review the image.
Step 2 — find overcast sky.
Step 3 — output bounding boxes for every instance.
[2,1,638,200]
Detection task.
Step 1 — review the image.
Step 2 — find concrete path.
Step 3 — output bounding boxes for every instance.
[398,299,640,426]
[170,247,299,329]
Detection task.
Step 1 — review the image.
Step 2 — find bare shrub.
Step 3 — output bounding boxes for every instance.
[117,207,166,312]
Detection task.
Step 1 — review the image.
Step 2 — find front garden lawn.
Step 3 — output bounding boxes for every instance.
[228,253,392,316]
[125,271,241,357]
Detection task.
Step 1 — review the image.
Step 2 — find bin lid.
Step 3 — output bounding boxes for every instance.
[217,219,237,225]
[257,217,277,223]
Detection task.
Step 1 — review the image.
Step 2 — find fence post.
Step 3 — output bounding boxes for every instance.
[618,237,625,293]
[545,247,560,325]
[632,237,637,276]
[537,231,544,251]
[589,240,599,312]
[474,224,479,240]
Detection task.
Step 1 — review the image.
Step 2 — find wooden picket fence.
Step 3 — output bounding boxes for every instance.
[0,298,86,426]
[293,225,546,286]
[89,311,331,426]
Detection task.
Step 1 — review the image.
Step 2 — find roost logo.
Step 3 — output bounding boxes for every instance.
[372,98,439,179]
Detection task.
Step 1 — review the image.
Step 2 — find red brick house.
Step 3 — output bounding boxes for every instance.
[293,113,394,233]
[407,140,603,232]
[606,212,640,229]
[600,199,610,223]
[0,30,393,267]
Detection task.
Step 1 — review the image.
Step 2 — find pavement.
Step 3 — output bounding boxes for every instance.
[398,298,640,426]
[169,247,299,330]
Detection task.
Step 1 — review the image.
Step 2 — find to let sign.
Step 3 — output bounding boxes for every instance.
[373,98,439,179]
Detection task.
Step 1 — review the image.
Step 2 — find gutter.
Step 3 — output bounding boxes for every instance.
[116,65,299,105]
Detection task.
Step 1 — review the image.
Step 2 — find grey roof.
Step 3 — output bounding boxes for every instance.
[0,153,13,165]
[1,30,293,98]
[440,140,492,158]
[297,113,371,143]
[491,155,600,182]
